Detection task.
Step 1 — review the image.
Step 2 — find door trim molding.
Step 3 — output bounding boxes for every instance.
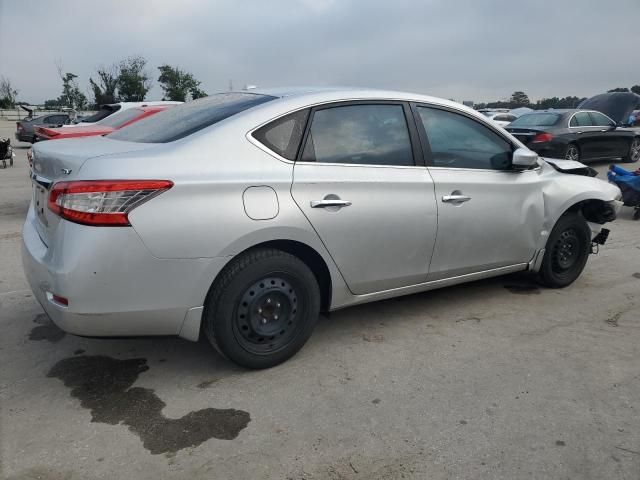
[331,263,529,310]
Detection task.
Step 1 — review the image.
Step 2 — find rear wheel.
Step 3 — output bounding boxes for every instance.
[564,143,580,162]
[623,137,640,163]
[203,248,320,369]
[538,212,591,288]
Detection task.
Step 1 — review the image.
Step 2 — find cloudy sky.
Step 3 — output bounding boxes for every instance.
[1,0,638,104]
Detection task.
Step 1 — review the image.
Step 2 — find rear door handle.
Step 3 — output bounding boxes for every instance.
[442,194,471,204]
[311,199,352,208]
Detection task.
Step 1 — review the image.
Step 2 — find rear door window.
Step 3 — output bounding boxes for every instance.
[573,112,594,127]
[300,104,414,166]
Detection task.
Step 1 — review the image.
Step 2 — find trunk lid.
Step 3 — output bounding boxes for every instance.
[505,127,547,146]
[30,136,159,246]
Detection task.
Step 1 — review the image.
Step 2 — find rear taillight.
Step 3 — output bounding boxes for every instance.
[531,132,553,143]
[48,180,173,226]
[17,122,23,132]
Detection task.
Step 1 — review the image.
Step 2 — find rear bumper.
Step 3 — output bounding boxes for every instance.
[21,204,228,339]
[15,132,33,143]
[527,141,565,159]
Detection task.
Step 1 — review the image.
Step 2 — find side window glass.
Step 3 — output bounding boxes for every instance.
[589,111,613,127]
[574,112,593,127]
[570,116,578,127]
[252,109,309,160]
[416,106,513,170]
[300,104,414,166]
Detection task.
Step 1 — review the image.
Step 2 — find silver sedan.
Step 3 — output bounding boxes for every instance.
[23,87,622,368]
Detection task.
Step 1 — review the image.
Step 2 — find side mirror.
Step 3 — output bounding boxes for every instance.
[512,147,539,170]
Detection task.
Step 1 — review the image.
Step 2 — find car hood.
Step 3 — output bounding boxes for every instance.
[543,157,598,177]
[579,92,640,124]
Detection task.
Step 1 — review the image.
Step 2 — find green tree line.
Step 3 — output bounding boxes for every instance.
[0,56,208,110]
[474,86,640,110]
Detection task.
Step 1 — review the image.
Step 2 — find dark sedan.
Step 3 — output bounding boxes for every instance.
[506,109,640,163]
[15,113,70,143]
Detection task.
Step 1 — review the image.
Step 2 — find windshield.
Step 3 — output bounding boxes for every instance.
[108,93,276,143]
[509,113,561,127]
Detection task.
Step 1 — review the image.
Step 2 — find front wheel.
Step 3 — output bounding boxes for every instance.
[203,248,321,369]
[623,137,640,163]
[538,212,591,288]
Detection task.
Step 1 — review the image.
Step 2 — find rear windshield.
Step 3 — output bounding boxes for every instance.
[98,108,145,128]
[79,105,120,124]
[509,113,561,127]
[108,93,276,143]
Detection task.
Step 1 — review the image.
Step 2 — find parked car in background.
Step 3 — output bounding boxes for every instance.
[63,101,182,127]
[481,111,518,127]
[505,109,640,163]
[23,88,622,369]
[579,92,640,127]
[15,113,71,143]
[34,105,173,141]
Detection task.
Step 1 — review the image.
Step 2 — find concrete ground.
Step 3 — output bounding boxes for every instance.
[0,119,639,480]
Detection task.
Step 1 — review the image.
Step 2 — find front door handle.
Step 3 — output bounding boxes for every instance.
[311,199,352,208]
[442,194,471,204]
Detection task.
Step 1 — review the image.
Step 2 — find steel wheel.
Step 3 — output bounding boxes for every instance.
[550,228,580,273]
[538,212,591,288]
[234,276,301,354]
[204,248,321,369]
[564,144,580,162]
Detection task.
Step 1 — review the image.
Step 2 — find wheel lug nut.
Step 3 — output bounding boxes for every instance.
[267,298,271,304]
[261,318,267,324]
[274,315,279,320]
[258,308,262,314]
[276,303,281,308]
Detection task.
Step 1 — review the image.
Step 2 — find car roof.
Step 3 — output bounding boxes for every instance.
[233,86,479,116]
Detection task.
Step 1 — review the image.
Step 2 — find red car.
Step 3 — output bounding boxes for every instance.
[34,106,170,141]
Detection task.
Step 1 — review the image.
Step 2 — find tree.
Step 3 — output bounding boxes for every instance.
[607,87,629,93]
[630,85,640,95]
[90,64,119,107]
[0,76,18,109]
[509,91,530,108]
[117,56,151,101]
[535,95,585,109]
[157,65,207,101]
[57,72,88,109]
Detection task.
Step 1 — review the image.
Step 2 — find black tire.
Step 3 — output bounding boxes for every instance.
[564,143,580,162]
[538,212,591,288]
[623,137,640,163]
[203,248,320,369]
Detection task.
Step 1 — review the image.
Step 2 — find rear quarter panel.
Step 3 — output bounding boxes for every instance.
[77,120,351,307]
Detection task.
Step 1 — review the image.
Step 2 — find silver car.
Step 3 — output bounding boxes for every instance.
[23,88,622,368]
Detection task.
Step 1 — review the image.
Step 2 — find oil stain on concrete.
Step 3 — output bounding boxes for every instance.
[29,314,66,343]
[47,355,251,454]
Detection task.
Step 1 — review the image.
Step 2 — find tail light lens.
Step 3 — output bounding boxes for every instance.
[48,180,173,226]
[17,122,23,132]
[531,132,553,143]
